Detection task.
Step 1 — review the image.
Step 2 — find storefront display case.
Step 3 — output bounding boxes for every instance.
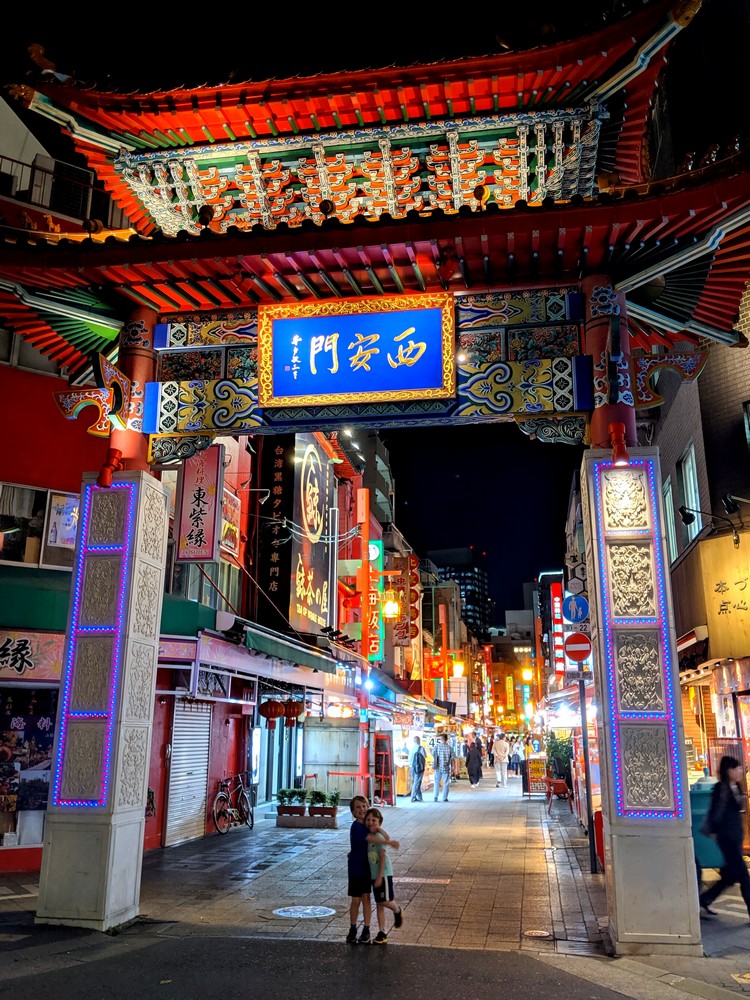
[572,727,600,831]
[394,728,434,796]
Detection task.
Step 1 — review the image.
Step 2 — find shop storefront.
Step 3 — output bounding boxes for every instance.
[540,679,600,830]
[0,629,62,862]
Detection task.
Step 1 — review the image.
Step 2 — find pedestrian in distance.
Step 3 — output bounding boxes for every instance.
[699,756,750,920]
[365,806,405,944]
[345,794,399,944]
[507,737,517,774]
[466,737,483,787]
[492,731,510,787]
[433,733,454,801]
[410,735,426,802]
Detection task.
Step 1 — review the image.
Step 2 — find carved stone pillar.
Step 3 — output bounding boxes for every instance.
[581,448,701,955]
[36,470,169,931]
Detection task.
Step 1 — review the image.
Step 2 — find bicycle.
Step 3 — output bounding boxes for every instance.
[212,771,254,834]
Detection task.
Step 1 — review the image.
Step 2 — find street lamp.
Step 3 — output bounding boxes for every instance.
[381,586,402,620]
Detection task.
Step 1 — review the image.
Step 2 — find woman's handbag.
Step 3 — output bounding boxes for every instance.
[699,811,716,839]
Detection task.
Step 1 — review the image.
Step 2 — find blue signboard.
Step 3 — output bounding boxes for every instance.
[258,293,455,407]
[562,594,589,623]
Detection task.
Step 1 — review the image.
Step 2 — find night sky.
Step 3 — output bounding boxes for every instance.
[1,2,747,620]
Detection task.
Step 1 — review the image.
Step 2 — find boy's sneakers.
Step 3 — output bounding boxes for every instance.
[346,926,358,944]
[358,927,370,944]
[393,906,403,928]
[373,930,388,945]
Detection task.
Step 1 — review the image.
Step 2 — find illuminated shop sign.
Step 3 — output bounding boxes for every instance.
[258,293,455,407]
[550,581,565,677]
[367,540,385,662]
[175,444,224,563]
[289,433,334,632]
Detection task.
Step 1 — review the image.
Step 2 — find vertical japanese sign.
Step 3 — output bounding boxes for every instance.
[255,435,294,630]
[367,540,385,661]
[289,433,334,631]
[391,555,409,647]
[550,581,565,677]
[175,444,224,562]
[505,675,515,712]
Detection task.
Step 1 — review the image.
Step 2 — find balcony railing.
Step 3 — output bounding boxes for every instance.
[0,153,128,230]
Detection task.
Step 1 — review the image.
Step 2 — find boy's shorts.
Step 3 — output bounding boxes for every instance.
[348,876,372,897]
[372,875,395,904]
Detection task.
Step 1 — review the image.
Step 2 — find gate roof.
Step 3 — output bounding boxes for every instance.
[1,0,748,377]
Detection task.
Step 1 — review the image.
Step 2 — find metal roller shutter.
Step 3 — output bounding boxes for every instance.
[165,700,212,847]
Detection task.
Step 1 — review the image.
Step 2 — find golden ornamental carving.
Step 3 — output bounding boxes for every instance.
[621,725,673,810]
[126,644,154,720]
[603,469,649,531]
[118,728,148,808]
[60,723,106,801]
[80,557,121,627]
[71,637,114,713]
[671,0,703,29]
[89,489,128,546]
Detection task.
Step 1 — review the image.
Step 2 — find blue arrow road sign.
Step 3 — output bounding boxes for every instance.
[562,594,589,624]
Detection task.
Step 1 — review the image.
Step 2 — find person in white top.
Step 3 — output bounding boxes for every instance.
[511,737,525,777]
[491,732,511,787]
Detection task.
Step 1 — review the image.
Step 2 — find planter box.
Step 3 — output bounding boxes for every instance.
[276,814,338,829]
[276,805,306,816]
[308,806,337,817]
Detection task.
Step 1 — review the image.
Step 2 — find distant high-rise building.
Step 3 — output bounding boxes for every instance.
[426,547,493,638]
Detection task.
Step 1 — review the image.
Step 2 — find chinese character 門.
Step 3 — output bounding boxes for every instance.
[310,333,340,375]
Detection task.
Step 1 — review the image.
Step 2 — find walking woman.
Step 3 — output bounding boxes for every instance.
[699,755,750,918]
[466,738,483,787]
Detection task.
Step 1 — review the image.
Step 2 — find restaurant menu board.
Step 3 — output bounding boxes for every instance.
[527,755,548,794]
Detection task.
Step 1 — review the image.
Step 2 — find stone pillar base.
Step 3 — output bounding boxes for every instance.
[605,830,702,955]
[36,812,146,931]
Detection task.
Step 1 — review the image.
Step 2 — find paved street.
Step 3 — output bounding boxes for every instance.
[2,775,750,999]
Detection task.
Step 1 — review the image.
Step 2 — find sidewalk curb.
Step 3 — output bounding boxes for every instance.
[535,953,746,1000]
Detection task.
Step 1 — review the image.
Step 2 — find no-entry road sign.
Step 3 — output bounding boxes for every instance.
[564,631,592,662]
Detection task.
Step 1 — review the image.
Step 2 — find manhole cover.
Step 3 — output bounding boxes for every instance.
[273,906,336,919]
[524,930,551,938]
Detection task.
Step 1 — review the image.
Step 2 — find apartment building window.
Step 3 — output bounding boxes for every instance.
[0,483,78,569]
[662,477,678,563]
[172,558,240,613]
[678,444,701,542]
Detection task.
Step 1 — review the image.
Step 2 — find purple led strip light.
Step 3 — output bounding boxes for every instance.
[593,457,683,820]
[52,482,136,808]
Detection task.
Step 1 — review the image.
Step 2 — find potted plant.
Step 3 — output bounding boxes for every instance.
[544,731,573,788]
[308,789,329,816]
[276,787,307,816]
[308,788,340,817]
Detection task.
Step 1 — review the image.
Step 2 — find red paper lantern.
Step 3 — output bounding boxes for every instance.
[259,700,285,729]
[282,698,305,728]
